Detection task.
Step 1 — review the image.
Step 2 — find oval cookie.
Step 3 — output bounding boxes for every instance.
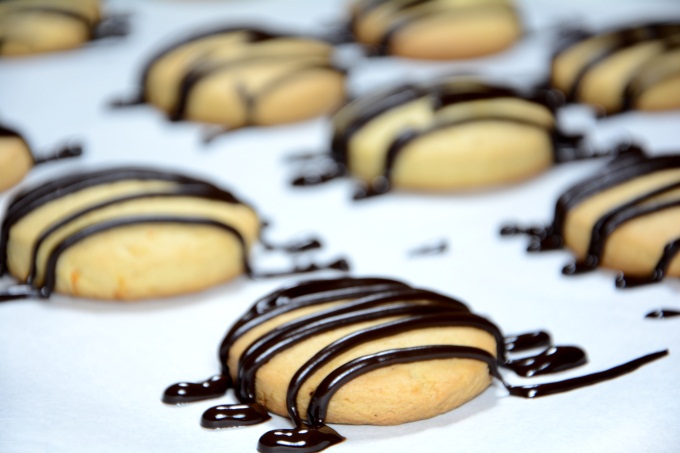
[127,27,346,129]
[551,22,680,114]
[503,150,680,288]
[0,167,260,300]
[349,0,522,59]
[305,77,576,198]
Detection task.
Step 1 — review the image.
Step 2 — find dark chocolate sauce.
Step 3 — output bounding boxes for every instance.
[258,425,344,453]
[163,277,668,452]
[32,143,83,165]
[501,152,680,288]
[505,346,587,377]
[163,375,231,404]
[645,309,680,319]
[505,330,551,352]
[407,239,448,257]
[202,403,271,429]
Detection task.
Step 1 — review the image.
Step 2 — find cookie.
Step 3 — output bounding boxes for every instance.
[502,149,680,288]
[163,277,667,453]
[349,0,522,59]
[0,123,82,193]
[119,27,346,129]
[551,22,680,114]
[0,167,260,300]
[0,0,104,56]
[0,124,33,192]
[295,77,583,199]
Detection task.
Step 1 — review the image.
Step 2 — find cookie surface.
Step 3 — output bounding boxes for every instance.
[0,0,103,56]
[503,150,680,288]
[0,124,33,192]
[321,78,570,198]
[349,0,522,59]
[551,22,680,114]
[0,167,260,300]
[133,27,346,129]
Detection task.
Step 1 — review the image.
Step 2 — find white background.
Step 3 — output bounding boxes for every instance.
[1,1,679,452]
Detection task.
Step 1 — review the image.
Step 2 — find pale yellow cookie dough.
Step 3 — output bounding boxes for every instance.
[0,135,33,191]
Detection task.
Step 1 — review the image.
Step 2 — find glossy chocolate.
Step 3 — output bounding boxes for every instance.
[163,277,668,452]
[502,151,680,288]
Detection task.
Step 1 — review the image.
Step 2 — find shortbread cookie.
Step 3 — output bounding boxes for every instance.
[0,124,33,192]
[0,0,104,56]
[502,150,680,288]
[295,77,584,199]
[551,22,680,114]
[0,167,260,300]
[163,277,667,453]
[349,0,522,59]
[0,123,82,192]
[120,27,346,129]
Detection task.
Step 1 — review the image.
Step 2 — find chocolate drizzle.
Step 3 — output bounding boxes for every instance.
[502,151,680,288]
[163,277,668,452]
[290,78,618,200]
[645,309,680,319]
[0,168,349,303]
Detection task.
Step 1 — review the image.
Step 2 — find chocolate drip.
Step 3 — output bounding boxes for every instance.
[407,239,448,257]
[163,277,669,452]
[32,143,83,165]
[504,350,668,398]
[258,424,344,453]
[251,258,350,280]
[0,285,42,303]
[163,375,231,404]
[505,331,551,352]
[505,346,587,377]
[645,309,680,319]
[91,14,130,40]
[202,403,271,429]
